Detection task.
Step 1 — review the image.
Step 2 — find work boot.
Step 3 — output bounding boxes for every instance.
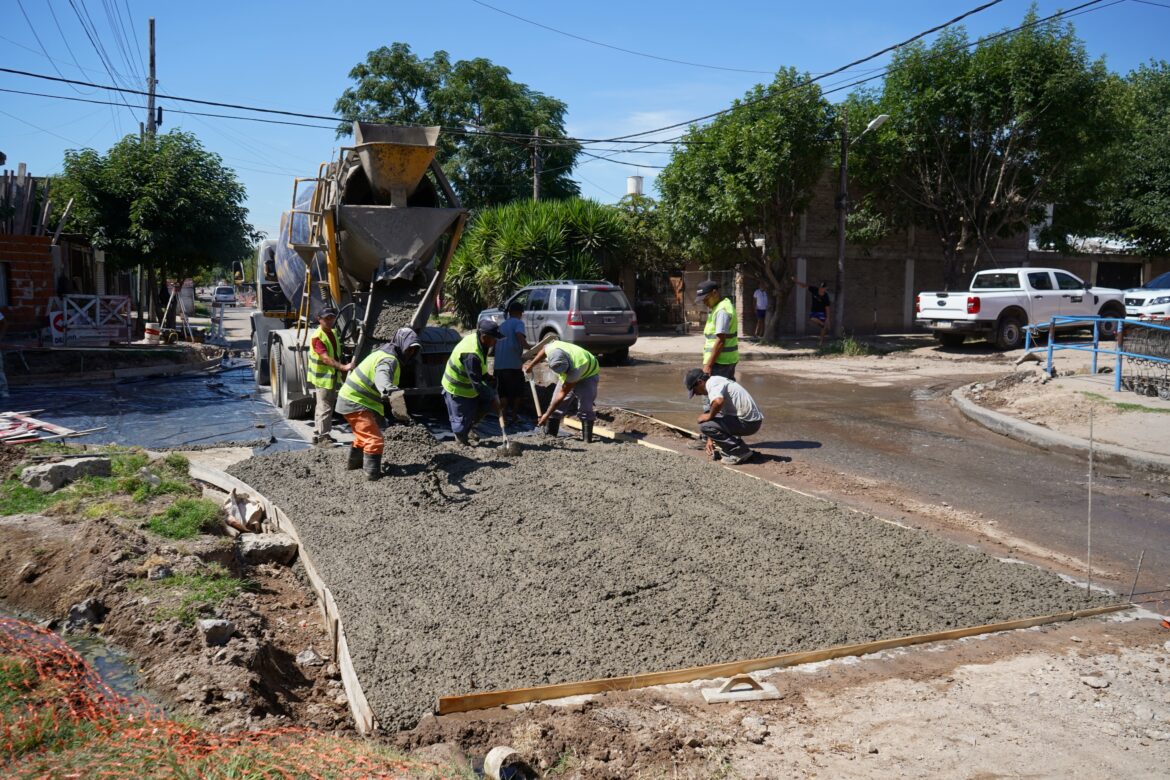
[455,432,472,447]
[363,453,382,481]
[581,420,594,443]
[314,433,333,448]
[346,446,363,470]
[544,416,561,437]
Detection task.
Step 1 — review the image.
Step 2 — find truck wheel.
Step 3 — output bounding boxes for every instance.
[1097,305,1124,340]
[253,331,270,386]
[994,315,1025,351]
[934,333,966,349]
[612,347,630,365]
[269,344,285,406]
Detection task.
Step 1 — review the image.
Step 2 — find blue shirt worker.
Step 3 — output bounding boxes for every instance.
[523,340,600,443]
[684,368,763,465]
[442,319,502,446]
[494,302,530,425]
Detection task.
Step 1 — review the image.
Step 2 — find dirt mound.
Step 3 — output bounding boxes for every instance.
[229,429,1113,731]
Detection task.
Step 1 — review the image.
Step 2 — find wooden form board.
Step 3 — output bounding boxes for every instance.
[190,464,379,735]
[435,603,1130,715]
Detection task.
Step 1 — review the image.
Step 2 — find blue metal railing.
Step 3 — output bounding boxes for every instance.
[1022,316,1170,392]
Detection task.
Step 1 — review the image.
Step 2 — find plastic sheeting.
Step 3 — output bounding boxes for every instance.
[3,365,308,453]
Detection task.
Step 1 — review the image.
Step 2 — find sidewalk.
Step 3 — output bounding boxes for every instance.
[630,332,931,361]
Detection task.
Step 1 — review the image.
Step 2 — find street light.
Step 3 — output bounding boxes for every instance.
[834,111,890,338]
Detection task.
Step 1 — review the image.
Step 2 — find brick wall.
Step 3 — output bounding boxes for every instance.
[1,235,55,333]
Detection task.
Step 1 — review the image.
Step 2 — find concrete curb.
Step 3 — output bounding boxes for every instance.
[951,387,1170,479]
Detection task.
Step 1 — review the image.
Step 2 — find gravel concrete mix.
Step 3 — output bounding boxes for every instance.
[229,429,1114,731]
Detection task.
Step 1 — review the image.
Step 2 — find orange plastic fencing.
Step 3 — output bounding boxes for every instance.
[1,618,450,779]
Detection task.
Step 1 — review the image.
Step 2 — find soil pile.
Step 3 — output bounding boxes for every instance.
[229,430,1113,731]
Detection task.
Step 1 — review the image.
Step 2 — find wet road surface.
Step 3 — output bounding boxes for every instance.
[599,358,1170,609]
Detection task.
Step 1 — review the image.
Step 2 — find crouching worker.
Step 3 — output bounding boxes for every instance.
[337,328,420,480]
[684,368,763,465]
[442,319,502,446]
[523,341,600,443]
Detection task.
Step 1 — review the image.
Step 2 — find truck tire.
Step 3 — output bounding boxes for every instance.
[993,314,1025,351]
[1097,304,1124,341]
[934,333,966,349]
[612,346,630,365]
[253,331,270,386]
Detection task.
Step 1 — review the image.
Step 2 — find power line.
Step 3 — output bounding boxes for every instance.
[1129,0,1170,9]
[468,0,773,75]
[14,0,88,95]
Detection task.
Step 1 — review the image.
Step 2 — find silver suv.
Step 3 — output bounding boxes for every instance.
[478,279,638,362]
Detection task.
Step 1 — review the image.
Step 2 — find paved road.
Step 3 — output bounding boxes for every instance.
[598,358,1170,611]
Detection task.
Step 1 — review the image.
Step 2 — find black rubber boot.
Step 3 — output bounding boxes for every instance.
[582,420,593,443]
[363,453,382,481]
[544,416,561,437]
[346,446,363,470]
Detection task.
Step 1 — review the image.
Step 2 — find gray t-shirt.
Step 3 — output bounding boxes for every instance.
[713,307,732,335]
[704,375,763,423]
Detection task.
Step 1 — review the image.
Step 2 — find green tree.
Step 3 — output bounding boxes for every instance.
[614,193,672,273]
[55,131,258,319]
[445,198,627,325]
[657,67,835,340]
[334,43,580,209]
[852,11,1120,288]
[1100,61,1170,255]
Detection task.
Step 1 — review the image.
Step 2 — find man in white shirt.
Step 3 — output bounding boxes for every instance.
[753,285,768,339]
[684,368,763,465]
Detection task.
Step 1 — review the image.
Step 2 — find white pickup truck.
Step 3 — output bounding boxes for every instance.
[915,268,1125,350]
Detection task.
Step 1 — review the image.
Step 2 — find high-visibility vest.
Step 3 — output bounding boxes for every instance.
[306,326,341,390]
[703,297,738,365]
[548,340,599,383]
[441,333,486,399]
[338,349,399,415]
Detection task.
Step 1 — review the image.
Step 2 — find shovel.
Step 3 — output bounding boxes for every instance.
[497,409,522,457]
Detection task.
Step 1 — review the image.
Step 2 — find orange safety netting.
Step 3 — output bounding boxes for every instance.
[0,618,449,779]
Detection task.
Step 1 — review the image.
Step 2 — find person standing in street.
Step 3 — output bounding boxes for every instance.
[684,368,763,465]
[793,278,832,346]
[442,319,502,446]
[523,340,600,443]
[306,307,354,446]
[336,328,420,480]
[494,302,530,425]
[696,280,738,379]
[753,284,768,339]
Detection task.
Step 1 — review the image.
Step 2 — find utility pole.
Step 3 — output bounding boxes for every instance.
[833,108,848,339]
[531,128,541,202]
[146,18,157,135]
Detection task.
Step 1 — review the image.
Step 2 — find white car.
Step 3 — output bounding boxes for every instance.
[212,285,237,306]
[1123,272,1170,319]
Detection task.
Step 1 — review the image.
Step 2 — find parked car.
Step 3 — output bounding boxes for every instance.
[1123,271,1170,319]
[478,279,638,362]
[915,268,1125,350]
[212,285,238,306]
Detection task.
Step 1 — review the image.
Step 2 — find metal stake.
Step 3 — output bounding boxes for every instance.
[1128,550,1145,603]
[1086,405,1094,599]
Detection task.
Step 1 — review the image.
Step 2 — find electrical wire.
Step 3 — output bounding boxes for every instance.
[15,0,88,95]
[467,0,774,75]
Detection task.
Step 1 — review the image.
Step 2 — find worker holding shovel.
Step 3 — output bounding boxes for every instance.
[442,319,502,447]
[336,328,420,480]
[523,340,600,443]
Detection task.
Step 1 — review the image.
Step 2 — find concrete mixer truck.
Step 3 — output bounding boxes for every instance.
[250,122,467,418]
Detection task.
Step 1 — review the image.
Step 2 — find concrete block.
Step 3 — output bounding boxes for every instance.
[237,532,298,566]
[20,457,112,492]
[197,618,235,647]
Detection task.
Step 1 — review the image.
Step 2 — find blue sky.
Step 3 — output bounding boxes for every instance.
[3,0,1167,238]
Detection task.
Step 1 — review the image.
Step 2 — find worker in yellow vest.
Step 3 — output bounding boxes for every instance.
[696,280,738,380]
[337,327,420,480]
[523,340,600,443]
[441,319,502,447]
[306,307,355,447]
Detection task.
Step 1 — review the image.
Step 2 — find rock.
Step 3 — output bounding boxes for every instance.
[412,743,473,775]
[20,457,112,492]
[324,663,340,679]
[17,562,40,583]
[224,690,250,705]
[63,598,107,634]
[197,618,235,647]
[147,564,173,581]
[1081,675,1110,689]
[296,648,326,668]
[108,550,127,565]
[237,533,298,566]
[741,715,769,744]
[137,467,162,487]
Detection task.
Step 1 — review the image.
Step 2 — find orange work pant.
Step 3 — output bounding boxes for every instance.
[344,410,384,455]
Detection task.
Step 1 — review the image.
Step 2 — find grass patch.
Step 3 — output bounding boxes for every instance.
[1080,391,1170,414]
[817,336,879,357]
[132,565,255,625]
[0,480,62,515]
[146,498,221,540]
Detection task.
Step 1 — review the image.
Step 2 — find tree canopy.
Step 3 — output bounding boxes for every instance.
[444,198,628,325]
[334,43,580,209]
[851,12,1119,288]
[55,131,257,280]
[657,67,835,339]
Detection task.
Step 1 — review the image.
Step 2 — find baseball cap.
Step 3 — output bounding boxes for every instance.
[684,368,708,397]
[477,318,503,338]
[547,348,571,375]
[694,280,719,303]
[317,307,338,319]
